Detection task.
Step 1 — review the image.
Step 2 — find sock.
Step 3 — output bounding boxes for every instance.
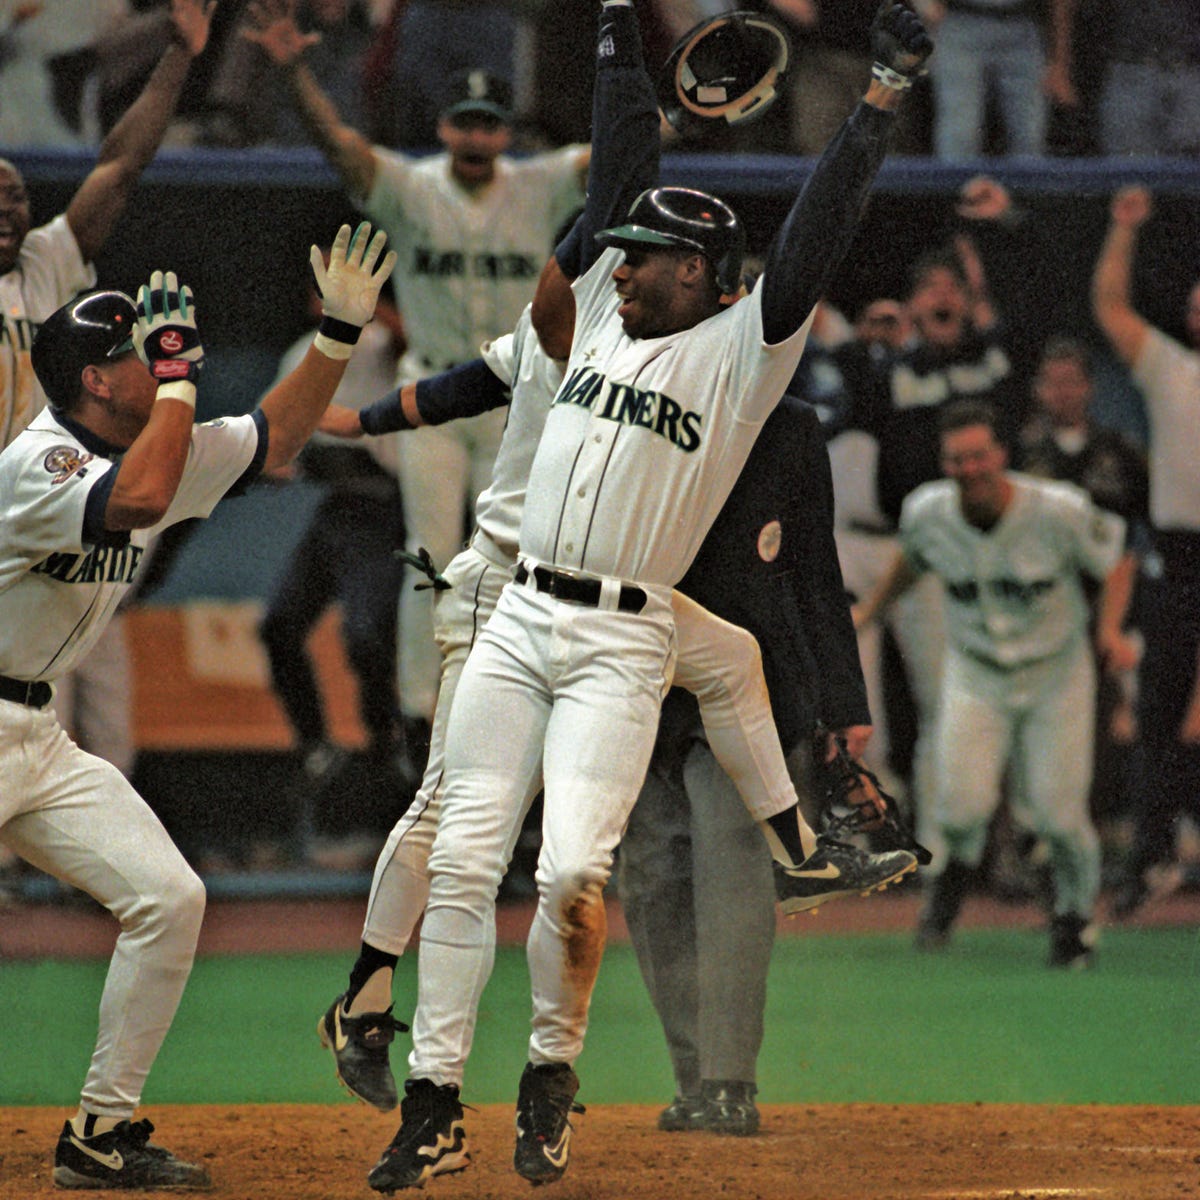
[72,1110,120,1139]
[760,805,819,868]
[346,943,399,1014]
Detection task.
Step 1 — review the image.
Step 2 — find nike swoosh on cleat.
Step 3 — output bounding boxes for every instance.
[332,1010,349,1053]
[541,1128,571,1170]
[784,863,841,880]
[68,1135,123,1171]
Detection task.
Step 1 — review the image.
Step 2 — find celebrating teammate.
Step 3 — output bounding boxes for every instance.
[0,222,394,1191]
[244,0,588,781]
[352,0,932,1189]
[855,400,1135,966]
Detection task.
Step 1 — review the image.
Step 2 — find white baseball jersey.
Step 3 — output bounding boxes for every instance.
[1130,325,1200,531]
[0,214,97,449]
[475,305,564,560]
[364,146,585,377]
[519,247,814,588]
[899,472,1125,674]
[0,408,261,680]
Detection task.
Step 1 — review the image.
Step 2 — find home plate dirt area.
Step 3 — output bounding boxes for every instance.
[3,1102,1198,1198]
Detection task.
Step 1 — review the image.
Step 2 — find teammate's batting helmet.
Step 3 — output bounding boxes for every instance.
[32,290,138,408]
[595,186,746,296]
[657,10,791,136]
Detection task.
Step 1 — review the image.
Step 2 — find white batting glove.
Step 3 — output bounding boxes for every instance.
[311,222,397,360]
[134,269,203,407]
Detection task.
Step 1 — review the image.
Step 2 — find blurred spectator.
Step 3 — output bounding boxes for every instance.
[1092,0,1200,157]
[913,0,1074,158]
[1092,185,1200,917]
[0,0,131,147]
[200,0,374,148]
[766,0,928,154]
[1016,334,1149,873]
[386,0,516,149]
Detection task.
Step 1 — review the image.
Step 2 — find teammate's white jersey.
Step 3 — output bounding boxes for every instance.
[900,472,1125,670]
[475,305,564,560]
[0,408,261,680]
[364,146,584,377]
[519,247,814,588]
[0,214,96,449]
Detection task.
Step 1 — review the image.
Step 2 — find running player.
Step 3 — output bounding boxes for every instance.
[855,399,1135,966]
[0,222,394,1191]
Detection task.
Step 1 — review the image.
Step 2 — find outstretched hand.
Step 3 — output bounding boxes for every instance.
[312,222,397,329]
[170,0,218,58]
[244,0,319,66]
[1110,185,1152,230]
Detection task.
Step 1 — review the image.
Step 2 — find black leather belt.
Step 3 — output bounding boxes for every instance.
[0,675,52,707]
[515,564,646,614]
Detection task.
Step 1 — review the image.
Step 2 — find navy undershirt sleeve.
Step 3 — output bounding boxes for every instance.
[554,3,660,281]
[358,359,510,434]
[760,102,895,346]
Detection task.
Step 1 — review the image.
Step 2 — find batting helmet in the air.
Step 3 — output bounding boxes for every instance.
[595,186,746,296]
[657,9,791,136]
[32,290,139,409]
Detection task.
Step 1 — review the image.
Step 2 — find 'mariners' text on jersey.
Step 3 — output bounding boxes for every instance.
[32,542,143,585]
[554,366,703,452]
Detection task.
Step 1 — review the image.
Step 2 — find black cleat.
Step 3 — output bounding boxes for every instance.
[775,837,917,915]
[53,1119,211,1191]
[513,1062,583,1186]
[700,1080,759,1136]
[367,1078,470,1193]
[318,992,408,1111]
[657,1094,706,1132]
[1048,912,1096,969]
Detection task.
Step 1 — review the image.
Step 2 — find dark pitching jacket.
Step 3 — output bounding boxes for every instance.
[669,395,870,755]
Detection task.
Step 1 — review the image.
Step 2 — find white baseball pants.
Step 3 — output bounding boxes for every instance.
[0,700,204,1118]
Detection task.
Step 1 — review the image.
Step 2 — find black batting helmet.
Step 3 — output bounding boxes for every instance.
[32,290,138,408]
[595,186,746,296]
[657,10,791,136]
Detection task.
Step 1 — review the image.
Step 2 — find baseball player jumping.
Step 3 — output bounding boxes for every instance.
[347,0,933,1190]
[855,400,1135,966]
[0,222,394,1191]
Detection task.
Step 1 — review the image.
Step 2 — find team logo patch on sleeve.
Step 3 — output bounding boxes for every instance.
[43,445,94,484]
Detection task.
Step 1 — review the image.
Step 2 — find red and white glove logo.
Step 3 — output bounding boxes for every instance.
[160,330,184,355]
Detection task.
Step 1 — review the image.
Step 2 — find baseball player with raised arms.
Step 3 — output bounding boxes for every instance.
[349,0,933,1190]
[0,222,394,1191]
[245,0,589,774]
[855,399,1133,967]
[311,8,913,1151]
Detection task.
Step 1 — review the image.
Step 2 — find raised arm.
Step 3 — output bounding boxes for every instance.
[66,0,216,264]
[532,0,662,356]
[759,2,931,345]
[245,0,378,198]
[258,222,396,470]
[1092,185,1153,368]
[853,547,922,631]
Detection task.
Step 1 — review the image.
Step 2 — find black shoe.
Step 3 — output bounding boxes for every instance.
[1048,912,1096,969]
[913,858,973,950]
[53,1119,211,1190]
[367,1078,470,1193]
[513,1062,583,1185]
[774,837,917,915]
[657,1094,706,1132]
[318,992,408,1111]
[700,1081,759,1136]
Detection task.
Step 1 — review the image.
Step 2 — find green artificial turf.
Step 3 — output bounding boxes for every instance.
[4,927,1197,1109]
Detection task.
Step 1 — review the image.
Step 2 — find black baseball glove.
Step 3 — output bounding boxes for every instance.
[869,1,934,85]
[814,725,932,864]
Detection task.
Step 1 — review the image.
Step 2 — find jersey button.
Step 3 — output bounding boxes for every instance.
[577,487,586,498]
[564,542,574,553]
[593,434,602,443]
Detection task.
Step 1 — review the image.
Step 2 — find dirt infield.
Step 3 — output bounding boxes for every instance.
[5,1102,1198,1198]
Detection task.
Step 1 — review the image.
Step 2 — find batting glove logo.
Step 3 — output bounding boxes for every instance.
[159,330,184,355]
